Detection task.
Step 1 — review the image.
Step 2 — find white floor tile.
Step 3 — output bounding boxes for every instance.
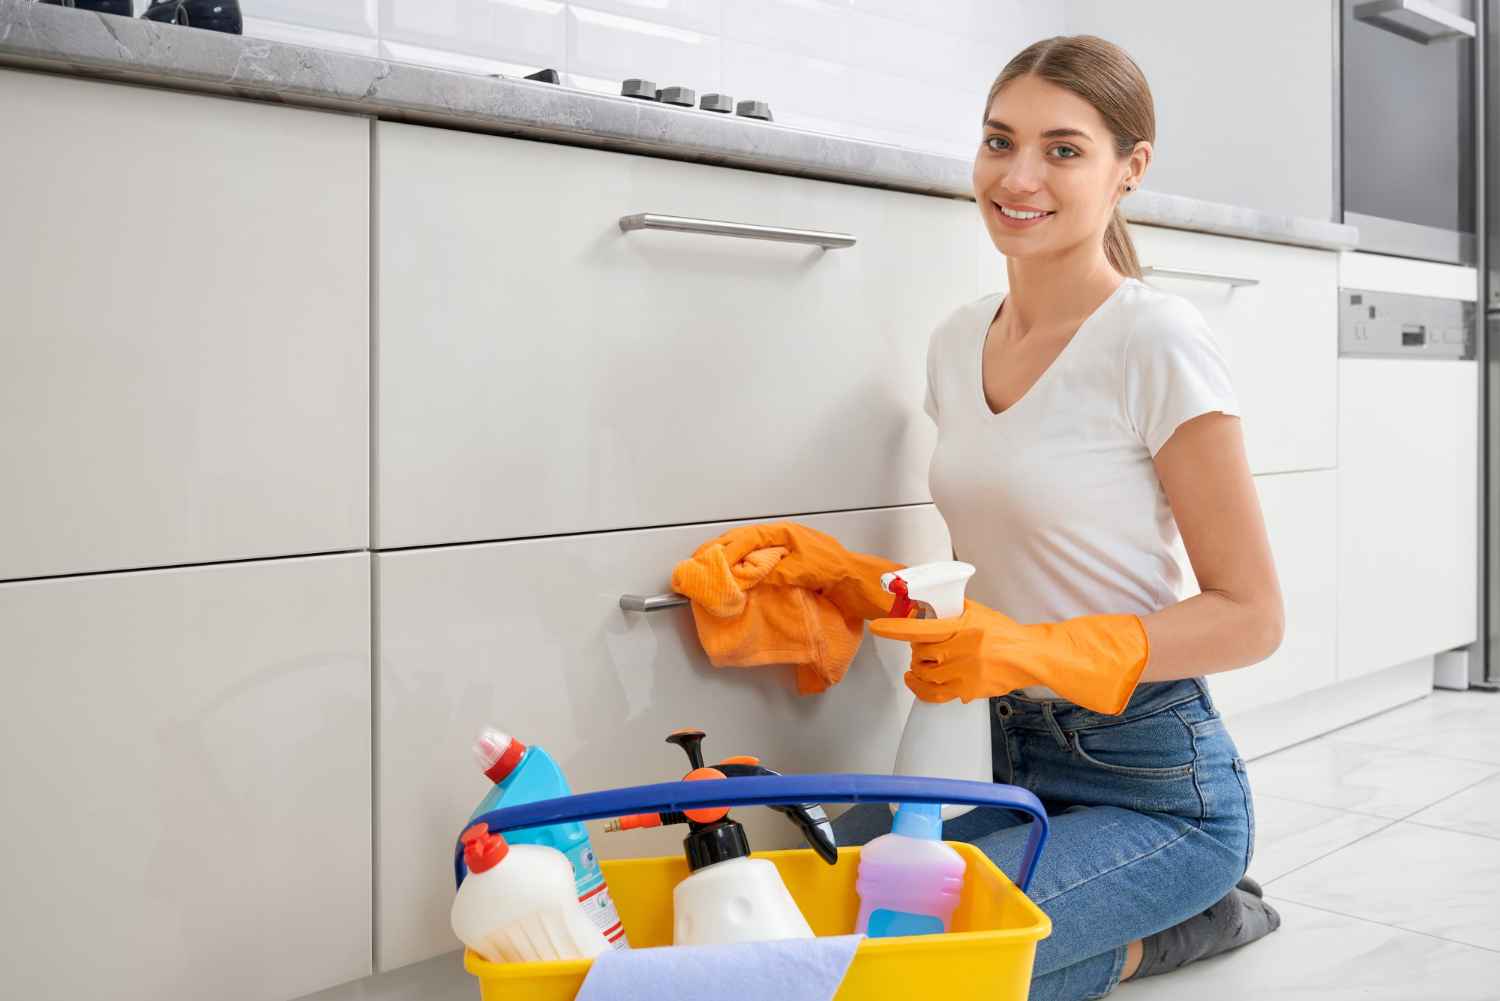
[1247,739,1500,819]
[1407,773,1500,842]
[1111,898,1500,1001]
[1328,691,1500,766]
[1248,794,1392,882]
[1268,821,1500,952]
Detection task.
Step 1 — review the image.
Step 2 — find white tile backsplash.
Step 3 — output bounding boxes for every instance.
[379,0,567,68]
[234,1,1064,158]
[566,6,720,91]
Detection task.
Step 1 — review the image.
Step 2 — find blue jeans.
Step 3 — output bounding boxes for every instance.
[833,678,1255,1001]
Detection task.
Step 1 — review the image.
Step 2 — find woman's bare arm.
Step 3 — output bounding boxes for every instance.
[1138,412,1284,680]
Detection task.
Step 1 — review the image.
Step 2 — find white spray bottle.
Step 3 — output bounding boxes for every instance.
[881,561,990,820]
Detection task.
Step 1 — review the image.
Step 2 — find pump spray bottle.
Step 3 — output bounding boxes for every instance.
[604,728,837,946]
[881,561,989,820]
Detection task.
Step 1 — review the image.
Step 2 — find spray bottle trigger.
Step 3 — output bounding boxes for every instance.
[714,761,839,865]
[886,575,916,619]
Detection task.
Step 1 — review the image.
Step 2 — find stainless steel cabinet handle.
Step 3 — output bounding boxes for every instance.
[619,592,691,612]
[1353,0,1475,43]
[619,213,856,249]
[1141,266,1260,288]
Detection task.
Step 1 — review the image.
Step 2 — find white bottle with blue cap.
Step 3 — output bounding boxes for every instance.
[853,802,968,938]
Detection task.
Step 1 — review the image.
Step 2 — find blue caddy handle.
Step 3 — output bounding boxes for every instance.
[458,773,1049,895]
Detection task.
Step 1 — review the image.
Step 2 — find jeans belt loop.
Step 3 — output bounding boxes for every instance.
[1041,702,1070,751]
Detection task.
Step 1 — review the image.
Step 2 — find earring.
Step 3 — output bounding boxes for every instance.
[1125,184,1134,191]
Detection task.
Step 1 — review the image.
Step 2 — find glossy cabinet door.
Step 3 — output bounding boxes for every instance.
[0,554,372,1001]
[374,122,981,549]
[1337,359,1478,679]
[373,505,950,970]
[1131,225,1339,476]
[0,70,369,581]
[1196,470,1338,717]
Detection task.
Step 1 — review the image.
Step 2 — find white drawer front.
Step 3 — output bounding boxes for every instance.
[374,505,950,969]
[0,554,372,1001]
[1131,226,1338,475]
[1198,470,1338,717]
[0,71,369,581]
[375,123,980,548]
[1338,359,1478,679]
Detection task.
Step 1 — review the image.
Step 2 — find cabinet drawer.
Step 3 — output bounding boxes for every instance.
[374,505,950,969]
[0,554,371,1001]
[1130,226,1338,474]
[0,71,369,581]
[1337,359,1478,679]
[1197,470,1338,717]
[375,123,980,548]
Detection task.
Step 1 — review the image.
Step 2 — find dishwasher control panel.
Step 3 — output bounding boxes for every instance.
[1339,288,1475,359]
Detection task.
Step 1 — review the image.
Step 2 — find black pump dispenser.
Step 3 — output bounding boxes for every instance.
[659,728,838,870]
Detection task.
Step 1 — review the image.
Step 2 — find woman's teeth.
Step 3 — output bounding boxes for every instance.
[999,205,1053,220]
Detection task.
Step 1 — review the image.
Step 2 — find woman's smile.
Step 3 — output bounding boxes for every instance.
[993,201,1057,228]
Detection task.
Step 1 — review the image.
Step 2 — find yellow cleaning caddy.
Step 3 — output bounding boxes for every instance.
[454,773,1052,1001]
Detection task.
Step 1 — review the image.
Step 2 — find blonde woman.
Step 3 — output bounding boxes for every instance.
[695,35,1284,999]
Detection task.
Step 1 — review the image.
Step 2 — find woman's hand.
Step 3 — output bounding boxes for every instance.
[870,599,1150,714]
[686,522,902,622]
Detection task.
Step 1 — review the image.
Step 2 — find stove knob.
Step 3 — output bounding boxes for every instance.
[699,93,735,114]
[657,85,697,108]
[621,78,659,101]
[524,68,560,84]
[735,99,773,122]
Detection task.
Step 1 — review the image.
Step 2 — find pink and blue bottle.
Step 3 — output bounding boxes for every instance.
[469,728,629,949]
[854,802,967,937]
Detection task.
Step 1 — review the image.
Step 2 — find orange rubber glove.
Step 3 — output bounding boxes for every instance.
[690,522,903,622]
[869,599,1150,715]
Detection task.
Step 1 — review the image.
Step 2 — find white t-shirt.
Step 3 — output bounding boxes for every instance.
[923,277,1240,699]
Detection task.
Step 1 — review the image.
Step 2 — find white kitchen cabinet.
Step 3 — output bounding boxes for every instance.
[0,553,372,1001]
[373,504,950,970]
[1337,358,1478,679]
[1131,225,1339,475]
[0,69,369,582]
[977,220,1338,477]
[1198,470,1339,718]
[1064,1,1336,223]
[374,122,981,549]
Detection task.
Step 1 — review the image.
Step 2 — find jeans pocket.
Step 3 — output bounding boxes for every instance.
[1068,710,1197,780]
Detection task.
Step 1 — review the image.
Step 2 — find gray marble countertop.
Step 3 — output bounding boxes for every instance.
[0,0,1356,252]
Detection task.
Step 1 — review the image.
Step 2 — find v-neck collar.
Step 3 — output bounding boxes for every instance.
[974,278,1137,420]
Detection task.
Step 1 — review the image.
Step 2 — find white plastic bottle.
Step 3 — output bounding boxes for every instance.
[673,852,814,946]
[882,561,990,820]
[451,823,611,964]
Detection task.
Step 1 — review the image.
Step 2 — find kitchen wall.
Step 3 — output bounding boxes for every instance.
[1063,0,1338,223]
[123,0,1340,223]
[151,0,1065,159]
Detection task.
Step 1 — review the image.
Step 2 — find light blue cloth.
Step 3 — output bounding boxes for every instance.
[575,935,863,1001]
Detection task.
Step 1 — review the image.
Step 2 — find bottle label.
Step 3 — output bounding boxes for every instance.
[868,908,945,938]
[565,843,629,950]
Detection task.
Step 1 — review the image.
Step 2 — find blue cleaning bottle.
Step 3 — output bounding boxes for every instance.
[469,727,629,949]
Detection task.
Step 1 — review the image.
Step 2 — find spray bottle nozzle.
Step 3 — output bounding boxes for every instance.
[665,728,708,770]
[604,729,839,866]
[880,561,977,620]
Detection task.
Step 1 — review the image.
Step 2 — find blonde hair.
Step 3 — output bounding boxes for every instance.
[985,35,1155,278]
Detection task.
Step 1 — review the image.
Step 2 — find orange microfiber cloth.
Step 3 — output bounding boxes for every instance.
[670,543,865,695]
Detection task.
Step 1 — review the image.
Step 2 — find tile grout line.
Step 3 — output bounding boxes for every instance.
[1389,767,1500,823]
[1403,818,1500,843]
[1322,734,1500,768]
[1263,768,1500,909]
[1263,894,1500,955]
[1260,815,1399,888]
